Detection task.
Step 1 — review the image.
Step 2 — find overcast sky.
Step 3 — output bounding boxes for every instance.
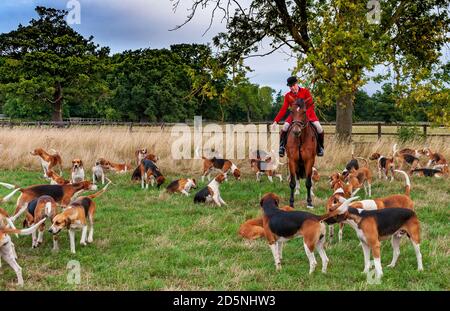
[1,0,448,95]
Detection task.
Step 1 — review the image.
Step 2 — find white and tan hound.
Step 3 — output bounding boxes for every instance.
[30,148,63,178]
[48,181,110,254]
[166,178,197,196]
[71,158,85,184]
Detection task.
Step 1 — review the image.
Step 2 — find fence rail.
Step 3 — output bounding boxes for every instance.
[0,120,449,137]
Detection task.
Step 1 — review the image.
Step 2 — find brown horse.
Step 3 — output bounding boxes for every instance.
[286,99,317,208]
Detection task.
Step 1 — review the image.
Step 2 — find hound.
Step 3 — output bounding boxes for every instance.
[46,170,70,185]
[0,180,98,215]
[97,158,111,169]
[194,173,227,206]
[135,148,148,166]
[71,158,85,184]
[345,166,373,197]
[327,170,413,242]
[369,152,395,181]
[259,192,358,273]
[201,157,241,182]
[23,195,59,250]
[140,159,165,189]
[166,178,197,196]
[329,172,359,198]
[239,206,294,240]
[342,145,369,177]
[332,200,423,280]
[92,160,106,185]
[393,145,423,158]
[422,148,448,173]
[310,167,320,197]
[249,149,272,161]
[393,144,421,172]
[30,148,63,178]
[250,157,283,182]
[97,158,131,173]
[48,181,111,254]
[410,167,447,178]
[108,161,132,173]
[0,218,46,286]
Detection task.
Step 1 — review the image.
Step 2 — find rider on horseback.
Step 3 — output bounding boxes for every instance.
[271,76,325,157]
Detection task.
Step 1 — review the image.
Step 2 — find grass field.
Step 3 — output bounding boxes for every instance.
[0,167,448,291]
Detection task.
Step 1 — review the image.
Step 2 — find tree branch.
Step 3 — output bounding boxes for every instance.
[273,0,310,53]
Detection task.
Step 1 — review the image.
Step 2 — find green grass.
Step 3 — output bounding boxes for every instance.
[0,169,448,290]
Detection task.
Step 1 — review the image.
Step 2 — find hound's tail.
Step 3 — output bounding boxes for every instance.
[0,182,19,190]
[1,218,46,236]
[351,144,355,159]
[394,170,411,197]
[392,143,398,156]
[87,179,112,199]
[0,188,21,204]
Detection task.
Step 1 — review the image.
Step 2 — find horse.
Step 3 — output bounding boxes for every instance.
[286,98,318,208]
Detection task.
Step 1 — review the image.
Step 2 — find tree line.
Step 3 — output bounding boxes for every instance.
[0,6,448,129]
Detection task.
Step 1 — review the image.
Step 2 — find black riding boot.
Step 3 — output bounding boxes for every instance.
[279,131,288,157]
[317,132,325,157]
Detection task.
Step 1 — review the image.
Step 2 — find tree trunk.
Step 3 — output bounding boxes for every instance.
[335,93,354,141]
[51,82,63,122]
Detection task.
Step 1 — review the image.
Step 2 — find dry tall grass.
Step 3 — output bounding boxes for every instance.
[0,126,448,175]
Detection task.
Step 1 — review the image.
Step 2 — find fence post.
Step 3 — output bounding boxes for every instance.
[377,123,382,139]
[423,124,427,137]
[129,122,133,133]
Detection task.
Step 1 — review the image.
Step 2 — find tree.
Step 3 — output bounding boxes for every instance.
[0,6,109,121]
[173,0,450,139]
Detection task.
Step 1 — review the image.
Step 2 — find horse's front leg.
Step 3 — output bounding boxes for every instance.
[288,162,297,207]
[305,162,314,209]
[305,175,313,208]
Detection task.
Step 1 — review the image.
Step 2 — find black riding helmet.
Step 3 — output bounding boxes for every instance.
[287,76,298,87]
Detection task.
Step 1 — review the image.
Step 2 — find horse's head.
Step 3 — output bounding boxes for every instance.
[290,99,307,137]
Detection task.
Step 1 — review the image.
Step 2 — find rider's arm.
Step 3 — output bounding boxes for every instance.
[274,94,290,123]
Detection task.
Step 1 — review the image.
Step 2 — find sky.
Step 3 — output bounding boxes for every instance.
[0,0,448,95]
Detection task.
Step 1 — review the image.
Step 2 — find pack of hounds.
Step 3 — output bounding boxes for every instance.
[0,144,447,286]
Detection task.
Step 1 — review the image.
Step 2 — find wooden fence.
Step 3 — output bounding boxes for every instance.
[0,119,449,137]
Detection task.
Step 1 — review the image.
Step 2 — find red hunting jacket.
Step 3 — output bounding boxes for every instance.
[274,87,319,123]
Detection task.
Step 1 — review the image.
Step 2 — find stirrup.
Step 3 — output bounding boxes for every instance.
[279,146,286,157]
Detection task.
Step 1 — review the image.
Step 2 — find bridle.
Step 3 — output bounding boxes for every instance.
[288,104,308,137]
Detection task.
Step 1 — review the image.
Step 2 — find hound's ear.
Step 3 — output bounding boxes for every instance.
[65,218,71,228]
[274,194,280,206]
[80,160,83,167]
[259,197,264,207]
